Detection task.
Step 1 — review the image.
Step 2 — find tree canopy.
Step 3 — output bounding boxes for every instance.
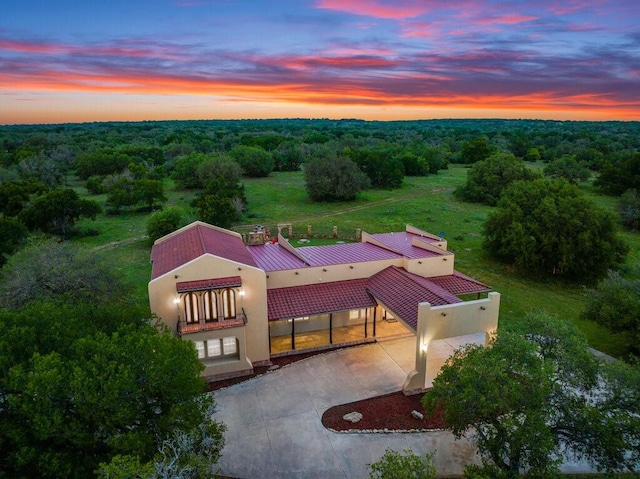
[455,152,540,206]
[228,145,274,177]
[483,178,627,281]
[423,313,640,478]
[304,155,370,201]
[0,244,225,478]
[543,155,591,183]
[20,187,101,239]
[595,152,640,196]
[368,449,436,479]
[459,137,494,164]
[582,270,640,357]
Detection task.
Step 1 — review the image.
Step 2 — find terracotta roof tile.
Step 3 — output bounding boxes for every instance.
[150,223,257,279]
[369,232,441,259]
[366,266,462,330]
[428,271,491,295]
[267,278,376,321]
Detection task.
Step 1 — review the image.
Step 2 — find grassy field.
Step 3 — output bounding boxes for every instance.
[73,164,638,357]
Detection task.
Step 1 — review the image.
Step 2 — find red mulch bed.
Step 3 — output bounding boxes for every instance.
[321,391,448,432]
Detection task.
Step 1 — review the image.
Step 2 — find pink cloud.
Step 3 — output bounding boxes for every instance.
[0,38,184,61]
[400,21,437,38]
[0,39,66,54]
[474,14,538,25]
[315,0,426,19]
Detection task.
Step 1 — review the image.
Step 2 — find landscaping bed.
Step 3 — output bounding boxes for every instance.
[321,390,448,432]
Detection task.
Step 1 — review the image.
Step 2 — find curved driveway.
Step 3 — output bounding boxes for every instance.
[213,336,591,478]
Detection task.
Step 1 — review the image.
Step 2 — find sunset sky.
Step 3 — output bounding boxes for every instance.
[1,0,639,124]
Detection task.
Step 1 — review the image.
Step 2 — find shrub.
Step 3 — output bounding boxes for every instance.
[304,155,370,201]
[455,152,540,206]
[147,207,184,243]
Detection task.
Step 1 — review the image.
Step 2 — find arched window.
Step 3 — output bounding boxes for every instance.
[202,290,218,322]
[183,292,199,324]
[221,289,236,319]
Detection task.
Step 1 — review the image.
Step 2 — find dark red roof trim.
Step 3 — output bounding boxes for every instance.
[177,276,242,293]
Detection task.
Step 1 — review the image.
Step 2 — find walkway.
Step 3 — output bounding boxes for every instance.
[213,335,592,478]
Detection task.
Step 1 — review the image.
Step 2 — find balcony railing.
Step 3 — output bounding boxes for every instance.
[177,308,247,335]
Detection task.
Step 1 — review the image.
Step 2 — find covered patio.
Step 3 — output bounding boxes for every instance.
[270,315,412,354]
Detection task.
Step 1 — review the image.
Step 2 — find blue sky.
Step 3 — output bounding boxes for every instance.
[1,0,639,124]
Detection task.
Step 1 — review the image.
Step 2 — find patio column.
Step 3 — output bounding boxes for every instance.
[364,309,368,338]
[373,307,377,337]
[403,301,430,394]
[291,318,296,350]
[329,313,333,344]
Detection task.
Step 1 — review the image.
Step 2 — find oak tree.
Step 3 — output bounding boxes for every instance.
[423,313,640,478]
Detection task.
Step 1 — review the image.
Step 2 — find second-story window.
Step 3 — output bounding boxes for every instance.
[184,292,199,324]
[181,288,237,324]
[221,288,236,319]
[202,290,218,322]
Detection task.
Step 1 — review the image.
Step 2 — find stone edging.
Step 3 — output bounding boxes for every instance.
[326,427,448,434]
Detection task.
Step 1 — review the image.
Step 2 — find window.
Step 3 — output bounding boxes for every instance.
[184,293,199,324]
[349,309,366,320]
[202,290,218,322]
[207,340,221,357]
[194,337,238,360]
[221,289,236,319]
[222,337,237,355]
[180,288,238,324]
[194,340,205,359]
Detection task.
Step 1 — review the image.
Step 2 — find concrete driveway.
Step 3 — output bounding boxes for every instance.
[213,335,592,478]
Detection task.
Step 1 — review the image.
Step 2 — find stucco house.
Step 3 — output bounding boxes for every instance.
[148,221,500,393]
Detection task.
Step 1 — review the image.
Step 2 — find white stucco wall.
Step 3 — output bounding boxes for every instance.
[148,254,270,369]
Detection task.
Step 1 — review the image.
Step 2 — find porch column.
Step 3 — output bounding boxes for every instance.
[329,313,333,344]
[364,309,368,338]
[291,318,296,350]
[403,301,430,394]
[373,307,377,337]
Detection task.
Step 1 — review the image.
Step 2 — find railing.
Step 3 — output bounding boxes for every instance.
[177,308,247,335]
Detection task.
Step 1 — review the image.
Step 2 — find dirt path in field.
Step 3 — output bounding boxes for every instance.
[93,186,454,248]
[93,236,147,251]
[235,187,452,229]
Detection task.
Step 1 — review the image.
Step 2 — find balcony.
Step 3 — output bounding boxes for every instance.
[178,309,247,335]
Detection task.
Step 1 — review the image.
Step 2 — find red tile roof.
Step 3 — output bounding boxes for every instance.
[427,271,491,295]
[369,232,441,259]
[246,242,307,271]
[150,223,257,280]
[366,266,462,330]
[266,266,492,329]
[267,278,376,321]
[299,242,401,267]
[176,276,242,293]
[247,241,401,271]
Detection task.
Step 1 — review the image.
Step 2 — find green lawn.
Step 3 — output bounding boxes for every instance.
[72,165,636,357]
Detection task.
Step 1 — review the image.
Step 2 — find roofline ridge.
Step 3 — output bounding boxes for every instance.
[361,231,404,256]
[153,221,243,245]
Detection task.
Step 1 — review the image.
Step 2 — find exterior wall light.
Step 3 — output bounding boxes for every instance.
[480,306,486,311]
[173,297,180,304]
[441,312,447,317]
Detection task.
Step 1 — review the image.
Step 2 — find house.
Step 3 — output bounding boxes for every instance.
[148,221,500,393]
